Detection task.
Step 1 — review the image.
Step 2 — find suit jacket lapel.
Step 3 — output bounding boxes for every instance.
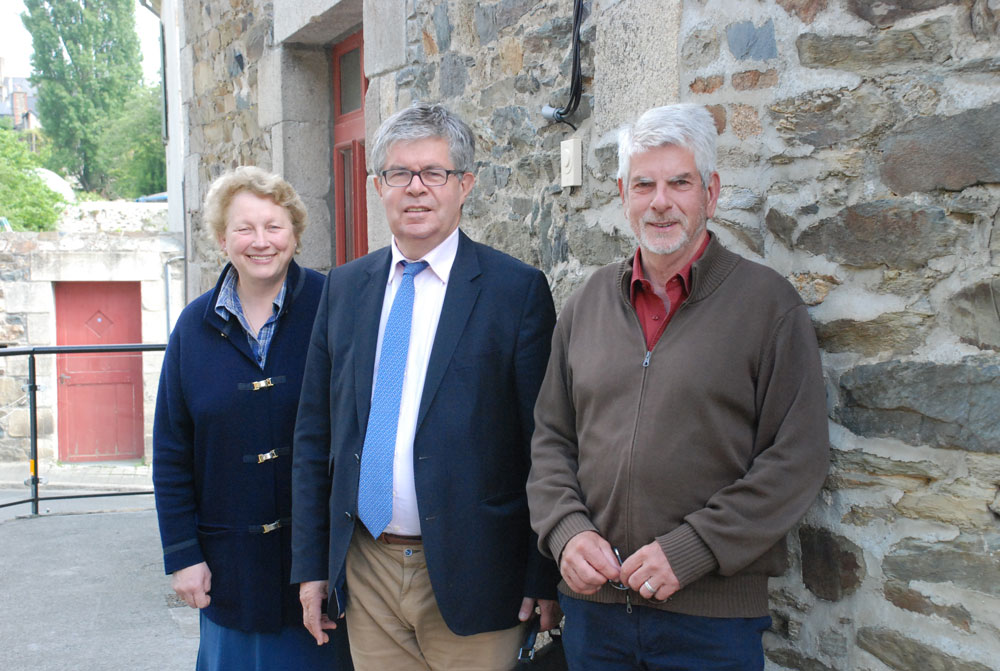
[355,249,393,430]
[417,231,481,429]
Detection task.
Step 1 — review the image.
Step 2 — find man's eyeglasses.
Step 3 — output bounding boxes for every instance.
[380,168,465,188]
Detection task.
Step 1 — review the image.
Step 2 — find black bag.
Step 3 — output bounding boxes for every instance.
[517,616,568,670]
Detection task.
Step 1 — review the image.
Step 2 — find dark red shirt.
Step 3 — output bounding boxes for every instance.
[629,235,710,351]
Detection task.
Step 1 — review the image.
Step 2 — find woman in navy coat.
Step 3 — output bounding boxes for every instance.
[153,167,352,670]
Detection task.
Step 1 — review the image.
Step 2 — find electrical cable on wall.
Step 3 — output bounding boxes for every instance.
[542,0,585,131]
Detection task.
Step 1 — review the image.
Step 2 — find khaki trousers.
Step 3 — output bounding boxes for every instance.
[344,527,525,671]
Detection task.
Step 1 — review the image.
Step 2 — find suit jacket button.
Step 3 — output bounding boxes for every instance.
[354,453,360,463]
[344,512,353,520]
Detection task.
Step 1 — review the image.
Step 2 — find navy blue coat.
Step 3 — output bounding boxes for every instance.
[291,231,560,636]
[153,260,323,632]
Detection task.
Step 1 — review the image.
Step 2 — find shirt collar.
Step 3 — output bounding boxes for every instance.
[630,232,711,303]
[388,227,460,285]
[214,265,287,321]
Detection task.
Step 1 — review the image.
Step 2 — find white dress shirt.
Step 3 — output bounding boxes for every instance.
[372,228,459,535]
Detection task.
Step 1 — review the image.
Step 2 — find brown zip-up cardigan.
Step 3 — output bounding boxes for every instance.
[527,237,830,618]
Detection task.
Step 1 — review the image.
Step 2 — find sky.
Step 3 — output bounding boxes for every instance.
[0,0,162,84]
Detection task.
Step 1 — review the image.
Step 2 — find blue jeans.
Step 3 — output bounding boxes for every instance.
[559,594,771,671]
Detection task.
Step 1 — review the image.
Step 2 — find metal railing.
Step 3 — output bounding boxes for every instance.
[0,343,166,515]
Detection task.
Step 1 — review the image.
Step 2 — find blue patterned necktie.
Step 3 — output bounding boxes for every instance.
[357,260,429,537]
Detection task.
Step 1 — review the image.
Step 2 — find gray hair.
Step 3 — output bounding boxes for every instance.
[617,104,718,188]
[370,102,476,175]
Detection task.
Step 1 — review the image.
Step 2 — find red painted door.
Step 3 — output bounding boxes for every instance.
[54,282,144,462]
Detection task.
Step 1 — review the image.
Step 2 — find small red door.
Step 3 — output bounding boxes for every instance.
[54,282,144,462]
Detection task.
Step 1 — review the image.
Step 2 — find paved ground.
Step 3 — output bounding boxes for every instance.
[0,460,200,670]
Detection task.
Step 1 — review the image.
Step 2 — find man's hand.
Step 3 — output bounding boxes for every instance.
[559,531,621,595]
[518,597,563,631]
[619,541,680,602]
[171,562,212,609]
[299,580,338,645]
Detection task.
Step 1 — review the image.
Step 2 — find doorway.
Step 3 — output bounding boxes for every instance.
[54,281,144,462]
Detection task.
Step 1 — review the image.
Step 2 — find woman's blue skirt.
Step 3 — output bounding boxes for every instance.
[197,611,352,671]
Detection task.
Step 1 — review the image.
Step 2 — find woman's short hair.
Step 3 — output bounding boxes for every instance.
[617,104,718,189]
[204,166,308,244]
[370,102,476,175]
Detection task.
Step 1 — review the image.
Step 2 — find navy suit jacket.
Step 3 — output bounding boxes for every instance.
[291,230,560,636]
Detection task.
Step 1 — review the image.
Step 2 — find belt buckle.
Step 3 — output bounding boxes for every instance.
[261,520,282,534]
[257,449,278,464]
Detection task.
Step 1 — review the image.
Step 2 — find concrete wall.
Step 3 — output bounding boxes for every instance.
[0,203,183,464]
[175,0,1000,667]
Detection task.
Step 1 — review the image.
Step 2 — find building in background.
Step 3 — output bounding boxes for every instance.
[151,1,1000,669]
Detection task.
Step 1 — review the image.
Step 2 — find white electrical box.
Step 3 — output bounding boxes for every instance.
[561,138,582,188]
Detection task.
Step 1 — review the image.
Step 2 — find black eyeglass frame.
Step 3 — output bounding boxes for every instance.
[379,168,467,188]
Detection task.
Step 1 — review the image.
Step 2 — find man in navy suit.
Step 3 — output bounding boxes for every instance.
[291,102,560,670]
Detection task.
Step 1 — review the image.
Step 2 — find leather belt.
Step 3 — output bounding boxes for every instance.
[376,532,422,545]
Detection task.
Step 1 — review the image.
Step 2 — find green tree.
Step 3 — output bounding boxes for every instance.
[0,127,64,231]
[97,84,166,199]
[21,0,142,192]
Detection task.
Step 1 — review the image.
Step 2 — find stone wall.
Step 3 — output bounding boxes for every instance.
[0,203,183,464]
[674,2,1000,669]
[176,0,1000,667]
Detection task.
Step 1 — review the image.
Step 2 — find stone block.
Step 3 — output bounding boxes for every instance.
[297,195,334,272]
[732,68,779,90]
[776,0,829,24]
[830,447,949,491]
[432,2,451,52]
[895,478,998,529]
[726,19,777,61]
[766,208,797,247]
[730,104,762,139]
[274,0,363,46]
[883,580,972,631]
[364,0,406,76]
[815,312,927,356]
[0,377,23,407]
[440,52,469,98]
[797,18,951,71]
[272,121,332,200]
[6,408,54,438]
[4,282,54,314]
[799,525,865,601]
[689,75,724,94]
[0,319,26,346]
[593,0,681,139]
[880,104,1000,195]
[770,86,896,149]
[25,313,53,347]
[681,27,720,69]
[567,224,630,268]
[857,628,993,671]
[837,355,1000,454]
[32,251,167,282]
[765,648,837,671]
[797,200,958,270]
[706,104,726,134]
[789,273,839,306]
[847,0,954,28]
[946,278,1000,351]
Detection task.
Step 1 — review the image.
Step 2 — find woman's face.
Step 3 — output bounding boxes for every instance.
[220,191,297,288]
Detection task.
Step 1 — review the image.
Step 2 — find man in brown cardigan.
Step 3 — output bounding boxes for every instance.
[527,103,830,670]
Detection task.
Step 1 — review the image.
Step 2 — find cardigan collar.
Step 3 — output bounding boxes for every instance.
[617,233,741,308]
